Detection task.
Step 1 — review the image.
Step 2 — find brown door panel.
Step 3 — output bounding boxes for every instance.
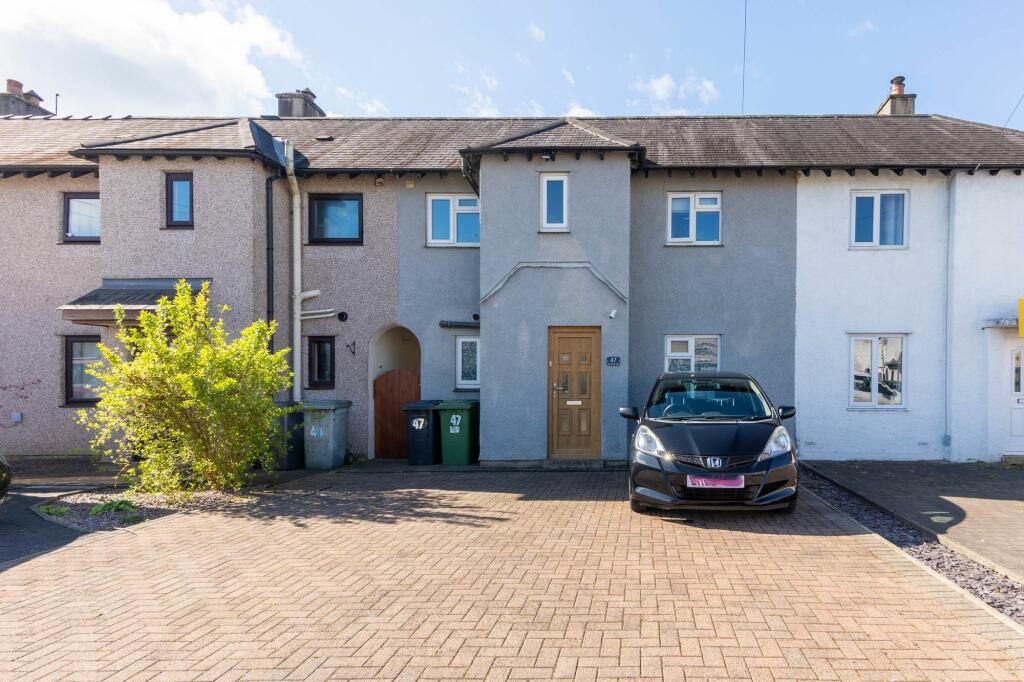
[548,327,601,458]
[373,368,420,458]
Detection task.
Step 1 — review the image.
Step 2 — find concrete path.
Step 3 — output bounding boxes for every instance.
[0,485,87,567]
[806,460,1024,584]
[1,469,1023,681]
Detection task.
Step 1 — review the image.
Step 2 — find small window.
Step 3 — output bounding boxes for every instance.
[65,335,101,405]
[541,173,568,231]
[851,191,906,247]
[308,337,335,389]
[165,172,194,228]
[456,336,480,389]
[63,192,101,242]
[664,335,720,373]
[309,194,363,244]
[427,194,480,246]
[1014,349,1022,395]
[667,192,721,245]
[850,334,905,407]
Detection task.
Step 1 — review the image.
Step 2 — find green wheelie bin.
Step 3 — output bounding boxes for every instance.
[437,400,480,465]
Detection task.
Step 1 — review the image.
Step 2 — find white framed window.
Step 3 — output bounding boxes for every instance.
[455,336,480,389]
[427,194,480,246]
[664,335,720,373]
[541,173,569,231]
[666,192,722,245]
[849,334,905,407]
[850,190,908,247]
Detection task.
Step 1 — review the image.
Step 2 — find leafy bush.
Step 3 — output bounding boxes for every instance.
[88,499,136,516]
[78,281,293,496]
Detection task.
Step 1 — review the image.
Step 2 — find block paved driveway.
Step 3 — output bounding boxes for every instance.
[2,470,1023,681]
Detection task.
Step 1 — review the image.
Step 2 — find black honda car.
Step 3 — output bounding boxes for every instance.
[620,372,798,513]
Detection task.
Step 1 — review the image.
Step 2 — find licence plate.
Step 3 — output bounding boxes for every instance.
[686,475,744,489]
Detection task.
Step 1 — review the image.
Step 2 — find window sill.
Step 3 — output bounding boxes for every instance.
[848,245,908,251]
[426,243,480,249]
[306,385,336,391]
[453,387,480,392]
[59,239,101,245]
[538,228,570,234]
[665,242,722,247]
[161,225,194,231]
[846,406,907,412]
[306,241,363,246]
[61,401,99,409]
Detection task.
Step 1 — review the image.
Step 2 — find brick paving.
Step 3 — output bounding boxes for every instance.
[1,470,1023,681]
[806,460,1024,584]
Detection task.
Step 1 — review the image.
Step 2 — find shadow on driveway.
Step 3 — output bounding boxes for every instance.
[0,486,86,569]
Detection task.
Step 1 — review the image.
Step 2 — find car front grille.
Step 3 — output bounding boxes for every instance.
[668,454,756,470]
[667,473,764,502]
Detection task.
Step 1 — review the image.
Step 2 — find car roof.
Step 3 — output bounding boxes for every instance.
[657,371,755,380]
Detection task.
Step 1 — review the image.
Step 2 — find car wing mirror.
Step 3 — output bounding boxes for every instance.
[778,405,796,420]
[619,406,639,420]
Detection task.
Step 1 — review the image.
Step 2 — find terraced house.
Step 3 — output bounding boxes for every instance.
[3,77,1024,464]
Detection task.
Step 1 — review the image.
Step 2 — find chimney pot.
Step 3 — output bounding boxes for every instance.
[23,89,43,107]
[274,87,325,117]
[6,79,23,95]
[890,75,906,96]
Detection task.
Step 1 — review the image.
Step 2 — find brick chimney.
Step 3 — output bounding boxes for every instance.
[875,76,916,116]
[275,87,325,117]
[1,78,52,115]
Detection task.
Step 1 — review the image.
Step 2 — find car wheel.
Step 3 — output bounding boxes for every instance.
[630,499,647,514]
[778,492,798,514]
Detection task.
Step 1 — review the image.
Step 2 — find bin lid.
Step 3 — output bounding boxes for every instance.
[401,400,442,411]
[302,399,353,411]
[436,399,480,410]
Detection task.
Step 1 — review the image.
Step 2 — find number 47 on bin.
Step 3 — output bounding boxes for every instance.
[449,414,462,434]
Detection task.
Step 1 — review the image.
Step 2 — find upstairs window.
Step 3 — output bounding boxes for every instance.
[63,192,100,242]
[165,172,194,228]
[850,334,905,407]
[541,173,568,231]
[65,335,101,405]
[309,193,363,244]
[664,335,720,373]
[456,336,480,389]
[667,192,721,245]
[308,336,335,389]
[427,195,480,246]
[851,191,906,247]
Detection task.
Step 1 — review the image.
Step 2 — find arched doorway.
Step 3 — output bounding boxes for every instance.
[368,326,421,459]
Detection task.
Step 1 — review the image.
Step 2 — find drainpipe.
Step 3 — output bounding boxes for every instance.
[283,140,327,402]
[942,170,961,453]
[265,172,279,351]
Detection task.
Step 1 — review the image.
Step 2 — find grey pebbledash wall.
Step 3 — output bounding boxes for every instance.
[477,153,632,461]
[627,172,798,412]
[397,175,480,403]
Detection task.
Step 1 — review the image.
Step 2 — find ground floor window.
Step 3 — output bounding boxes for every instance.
[308,336,335,389]
[664,335,720,373]
[456,336,480,389]
[850,334,905,407]
[65,335,101,405]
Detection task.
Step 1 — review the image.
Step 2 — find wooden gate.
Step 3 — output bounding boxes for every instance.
[373,368,420,458]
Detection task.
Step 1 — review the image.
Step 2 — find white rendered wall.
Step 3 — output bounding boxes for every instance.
[794,172,949,460]
[948,173,1024,461]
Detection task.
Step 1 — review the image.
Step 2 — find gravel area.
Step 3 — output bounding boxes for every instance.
[34,488,256,533]
[801,465,1024,625]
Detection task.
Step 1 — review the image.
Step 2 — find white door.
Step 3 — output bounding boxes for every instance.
[1007,347,1024,454]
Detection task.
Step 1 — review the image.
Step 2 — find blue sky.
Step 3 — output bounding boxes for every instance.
[2,0,1023,127]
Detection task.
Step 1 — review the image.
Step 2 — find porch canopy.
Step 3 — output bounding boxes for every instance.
[59,278,205,326]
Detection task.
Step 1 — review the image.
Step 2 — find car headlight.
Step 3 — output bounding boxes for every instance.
[632,425,668,467]
[757,425,792,463]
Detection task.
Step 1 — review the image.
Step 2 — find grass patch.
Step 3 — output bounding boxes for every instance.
[88,499,136,516]
[122,514,146,526]
[38,503,71,517]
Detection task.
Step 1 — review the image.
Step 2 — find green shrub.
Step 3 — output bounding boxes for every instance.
[38,503,70,517]
[78,280,293,497]
[88,499,136,516]
[122,514,146,526]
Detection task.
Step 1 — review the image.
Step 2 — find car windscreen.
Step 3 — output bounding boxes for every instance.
[646,377,772,420]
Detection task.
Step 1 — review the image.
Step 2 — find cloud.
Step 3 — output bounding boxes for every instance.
[0,0,303,116]
[566,101,596,117]
[480,71,498,91]
[514,52,529,66]
[451,85,498,117]
[455,62,467,74]
[526,100,544,116]
[561,67,576,87]
[847,20,875,38]
[528,22,545,42]
[629,72,718,113]
[336,87,388,115]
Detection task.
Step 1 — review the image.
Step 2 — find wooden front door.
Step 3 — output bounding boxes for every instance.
[548,327,601,458]
[373,368,420,458]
